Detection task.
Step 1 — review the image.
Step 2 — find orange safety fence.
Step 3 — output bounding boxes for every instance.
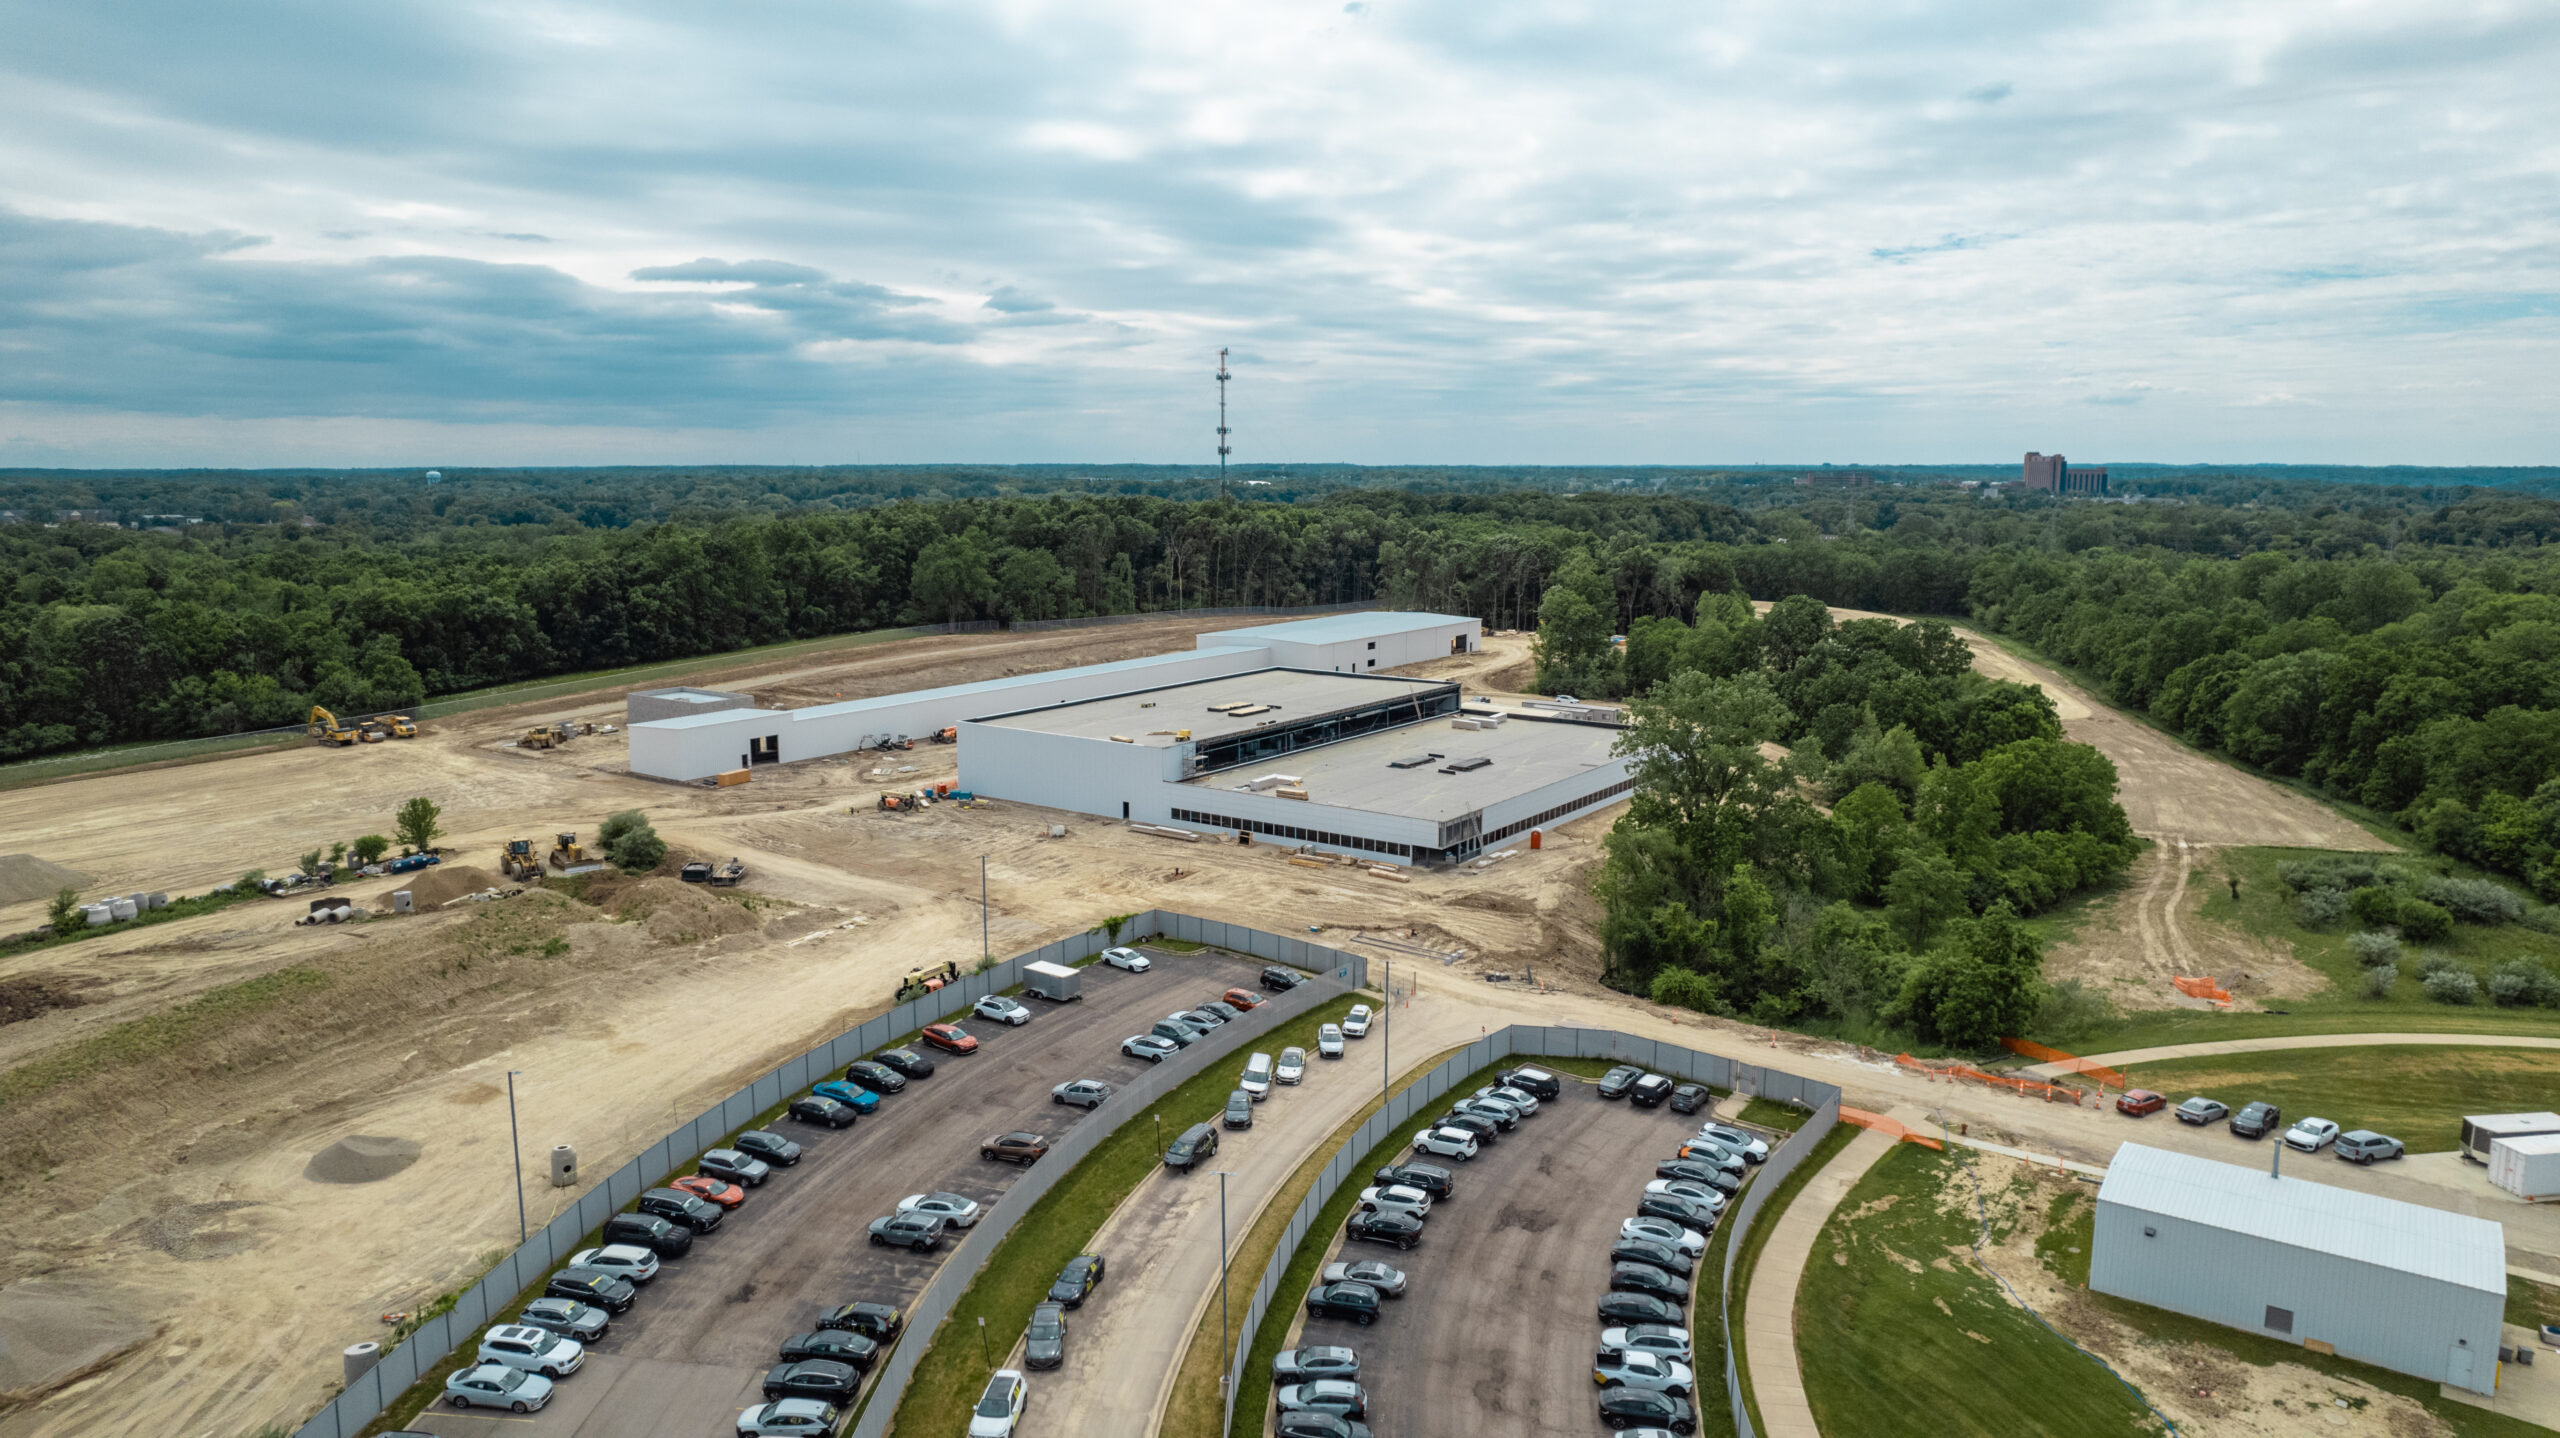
[1893,1053,2096,1106]
[1999,1037,2128,1090]
[2172,974,2235,1008]
[1838,1107,1945,1149]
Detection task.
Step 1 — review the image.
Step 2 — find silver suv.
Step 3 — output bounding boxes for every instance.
[477,1324,584,1378]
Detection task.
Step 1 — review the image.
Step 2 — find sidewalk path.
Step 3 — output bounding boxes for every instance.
[2021,1031,2560,1079]
[1740,1124,1899,1438]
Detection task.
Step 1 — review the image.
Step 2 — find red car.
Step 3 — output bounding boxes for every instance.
[921,1023,979,1055]
[2116,1089,2166,1117]
[672,1173,746,1208]
[1221,988,1265,1011]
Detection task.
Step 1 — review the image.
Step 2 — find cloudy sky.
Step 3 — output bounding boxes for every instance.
[2,0,2554,467]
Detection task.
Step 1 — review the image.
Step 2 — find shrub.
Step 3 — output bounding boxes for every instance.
[2296,887,2350,927]
[2347,885,2401,930]
[2415,950,2462,979]
[2278,855,2399,893]
[395,796,444,854]
[1650,966,1725,1015]
[2345,930,2402,967]
[2524,905,2560,935]
[351,834,391,865]
[2396,898,2454,943]
[2031,977,2118,1044]
[2489,960,2560,1008]
[299,848,323,876]
[2364,963,2399,999]
[230,870,268,895]
[599,810,667,873]
[2421,875,2526,925]
[2422,968,2480,1005]
[46,886,83,937]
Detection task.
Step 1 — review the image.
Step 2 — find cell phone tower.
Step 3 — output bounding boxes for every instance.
[1215,347,1233,499]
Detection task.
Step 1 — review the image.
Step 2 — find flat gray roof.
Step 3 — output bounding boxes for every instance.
[974,669,1447,747]
[1182,714,1624,823]
[1197,610,1476,646]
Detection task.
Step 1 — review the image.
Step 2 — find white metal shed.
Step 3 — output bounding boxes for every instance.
[2091,1143,2506,1393]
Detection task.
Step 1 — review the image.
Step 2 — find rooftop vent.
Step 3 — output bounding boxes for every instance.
[1226,704,1273,717]
[1205,700,1253,713]
[1387,753,1445,770]
[1438,757,1492,773]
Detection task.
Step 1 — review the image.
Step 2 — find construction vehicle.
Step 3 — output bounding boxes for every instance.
[929,727,957,744]
[521,724,568,750]
[308,706,361,746]
[879,792,919,813]
[547,833,584,870]
[894,967,952,1003]
[679,860,714,883]
[358,722,388,743]
[499,838,542,881]
[711,858,746,887]
[384,714,418,739]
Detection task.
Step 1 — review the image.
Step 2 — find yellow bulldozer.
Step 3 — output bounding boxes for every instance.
[308,706,361,746]
[498,838,542,881]
[547,832,584,869]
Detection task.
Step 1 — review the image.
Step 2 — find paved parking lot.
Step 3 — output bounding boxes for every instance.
[405,945,1264,1437]
[1289,1081,1764,1438]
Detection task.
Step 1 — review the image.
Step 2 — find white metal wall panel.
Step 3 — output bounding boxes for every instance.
[955,721,1184,818]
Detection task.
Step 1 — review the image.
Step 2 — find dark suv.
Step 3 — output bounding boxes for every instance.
[1165,1122,1220,1171]
[546,1267,636,1313]
[1261,966,1307,992]
[2230,1101,2283,1140]
[1372,1162,1453,1199]
[817,1303,903,1342]
[1495,1067,1562,1100]
[637,1188,724,1232]
[1305,1281,1383,1325]
[602,1213,693,1258]
[1629,1074,1675,1108]
[1597,1065,1644,1100]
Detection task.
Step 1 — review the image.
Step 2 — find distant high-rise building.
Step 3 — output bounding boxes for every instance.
[2022,452,2108,496]
[1792,469,1875,489]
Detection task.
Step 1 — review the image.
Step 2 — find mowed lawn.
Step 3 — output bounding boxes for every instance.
[1797,1144,2156,1438]
[2113,1045,2560,1153]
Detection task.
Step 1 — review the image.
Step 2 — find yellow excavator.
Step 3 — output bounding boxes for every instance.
[308,706,361,746]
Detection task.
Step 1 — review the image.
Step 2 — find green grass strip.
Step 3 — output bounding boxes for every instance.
[0,965,331,1110]
[1724,1121,1857,1436]
[0,885,262,960]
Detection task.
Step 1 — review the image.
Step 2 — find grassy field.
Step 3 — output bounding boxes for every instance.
[1736,1097,1816,1133]
[1724,1122,1857,1436]
[2105,1044,2560,1153]
[887,994,1364,1437]
[1796,1144,2156,1438]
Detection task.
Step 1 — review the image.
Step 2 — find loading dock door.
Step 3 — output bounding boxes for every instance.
[749,734,781,765]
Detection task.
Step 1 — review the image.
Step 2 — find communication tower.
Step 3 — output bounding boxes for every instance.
[1215,348,1232,499]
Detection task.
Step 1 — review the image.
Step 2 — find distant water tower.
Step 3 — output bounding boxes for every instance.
[423,470,443,482]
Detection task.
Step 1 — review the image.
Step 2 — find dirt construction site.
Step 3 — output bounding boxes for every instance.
[0,609,2420,1437]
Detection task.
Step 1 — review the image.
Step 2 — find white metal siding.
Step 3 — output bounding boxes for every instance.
[956,722,1184,819]
[1156,785,1440,862]
[1476,754,1634,844]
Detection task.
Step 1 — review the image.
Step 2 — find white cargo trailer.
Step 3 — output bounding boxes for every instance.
[2490,1133,2560,1201]
[1023,960,1082,1002]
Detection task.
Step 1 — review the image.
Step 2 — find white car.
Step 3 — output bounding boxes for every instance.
[1342,1004,1373,1037]
[1242,1052,1274,1099]
[1358,1184,1432,1220]
[1275,1047,1308,1084]
[1600,1323,1695,1362]
[444,1363,554,1413]
[1476,1083,1540,1115]
[1413,1127,1479,1160]
[897,1191,985,1228]
[1101,946,1151,972]
[1122,1034,1179,1062]
[975,995,1033,1026]
[1052,1079,1113,1109]
[1317,1024,1345,1058]
[477,1323,584,1378]
[1620,1217,1708,1259]
[737,1397,841,1436]
[968,1369,1027,1437]
[1696,1124,1769,1163]
[2284,1117,2342,1152]
[568,1244,660,1284]
[1594,1348,1695,1395]
[1645,1179,1728,1211]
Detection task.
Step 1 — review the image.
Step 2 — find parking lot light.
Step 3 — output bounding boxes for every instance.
[1209,1169,1236,1436]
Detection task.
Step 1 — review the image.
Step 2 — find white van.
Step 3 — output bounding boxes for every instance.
[1241,1052,1274,1100]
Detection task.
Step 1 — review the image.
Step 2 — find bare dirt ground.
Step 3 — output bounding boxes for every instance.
[2045,843,2323,1011]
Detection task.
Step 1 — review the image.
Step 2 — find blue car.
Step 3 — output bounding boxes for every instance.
[811,1080,882,1114]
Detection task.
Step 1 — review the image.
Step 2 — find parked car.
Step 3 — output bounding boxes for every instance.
[1594,1348,1695,1395]
[1599,1385,1696,1435]
[1225,1089,1256,1129]
[1412,1127,1479,1161]
[1053,1079,1114,1109]
[1597,1290,1683,1326]
[1668,1083,1710,1115]
[1496,1066,1563,1100]
[1344,1211,1422,1250]
[1150,1019,1207,1048]
[920,1023,979,1054]
[865,1213,945,1251]
[1176,1006,1228,1030]
[1452,1097,1519,1130]
[873,1046,935,1078]
[2230,1101,2284,1139]
[1357,1184,1432,1221]
[478,1324,584,1378]
[1199,1001,1246,1024]
[983,1131,1050,1165]
[842,1061,907,1095]
[761,1359,859,1403]
[789,1095,859,1129]
[1665,1160,1743,1196]
[1320,1259,1407,1296]
[1373,1161,1453,1198]
[736,1398,840,1437]
[602,1213,694,1257]
[779,1330,879,1369]
[1242,1052,1275,1099]
[1277,1047,1309,1084]
[810,1080,882,1114]
[1612,1236,1695,1275]
[1343,1004,1373,1037]
[968,1370,1026,1438]
[1630,1074,1676,1108]
[2174,1095,2229,1125]
[1274,1345,1360,1383]
[569,1244,660,1284]
[444,1363,554,1413]
[816,1303,901,1342]
[1102,946,1152,971]
[1317,1024,1346,1058]
[1276,1415,1372,1438]
[633,1187,723,1230]
[1124,1034,1180,1062]
[515,1297,611,1344]
[544,1268,635,1313]
[1262,965,1307,991]
[2337,1129,2407,1163]
[1277,1379,1368,1419]
[1645,1178,1726,1212]
[1610,1260,1690,1303]
[1305,1281,1384,1325]
[1049,1253,1106,1308]
[2116,1089,2167,1117]
[897,1192,984,1228]
[1600,1322,1695,1363]
[1622,1216,1708,1258]
[1024,1302,1067,1369]
[1477,1083,1541,1115]
[2285,1117,2342,1151]
[1224,987,1267,1010]
[974,996,1033,1026]
[673,1174,747,1210]
[1695,1124,1769,1162]
[734,1130,804,1166]
[1658,1152,1742,1184]
[1165,1121,1220,1170]
[1435,1111,1500,1145]
[1598,1065,1644,1099]
[1636,1192,1720,1235]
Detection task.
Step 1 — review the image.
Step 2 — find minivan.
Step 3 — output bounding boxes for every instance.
[1242,1053,1274,1100]
[1225,1089,1256,1129]
[1165,1121,1220,1170]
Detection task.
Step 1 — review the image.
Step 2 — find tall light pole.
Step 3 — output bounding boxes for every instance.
[1209,1169,1236,1434]
[981,854,989,963]
[1382,960,1392,1113]
[505,1069,528,1243]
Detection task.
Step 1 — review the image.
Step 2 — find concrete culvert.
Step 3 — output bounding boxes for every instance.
[304,1135,423,1184]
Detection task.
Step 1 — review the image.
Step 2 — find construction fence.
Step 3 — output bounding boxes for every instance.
[289,911,1367,1438]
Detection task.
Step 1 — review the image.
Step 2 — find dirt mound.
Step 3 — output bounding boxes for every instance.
[0,853,90,906]
[0,1278,155,1402]
[603,877,762,945]
[380,864,503,909]
[304,1135,423,1183]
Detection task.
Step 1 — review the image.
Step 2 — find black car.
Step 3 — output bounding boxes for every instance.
[761,1359,859,1403]
[1305,1281,1384,1325]
[1598,1290,1682,1326]
[1637,1192,1719,1235]
[1658,1154,1742,1185]
[1597,1065,1644,1100]
[779,1330,879,1370]
[602,1213,694,1258]
[1261,965,1307,991]
[1689,1167,1745,1196]
[1668,1083,1710,1114]
[844,1061,908,1095]
[2230,1101,2283,1140]
[1275,1414,1372,1438]
[1372,1162,1453,1199]
[1344,1211,1421,1251]
[1024,1302,1067,1369]
[546,1268,636,1313]
[1610,1260,1690,1303]
[1494,1066,1562,1100]
[873,1047,936,1079]
[789,1095,858,1129]
[516,1297,611,1343]
[1600,1386,1697,1435]
[817,1303,902,1342]
[1434,1111,1499,1145]
[1629,1074,1675,1108]
[1199,1000,1246,1022]
[1049,1253,1106,1308]
[1612,1237,1695,1275]
[734,1129,803,1166]
[636,1188,724,1232]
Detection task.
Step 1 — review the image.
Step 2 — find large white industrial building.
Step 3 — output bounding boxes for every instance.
[2090,1143,2507,1393]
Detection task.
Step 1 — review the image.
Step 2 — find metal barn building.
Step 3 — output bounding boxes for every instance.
[2090,1143,2506,1393]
